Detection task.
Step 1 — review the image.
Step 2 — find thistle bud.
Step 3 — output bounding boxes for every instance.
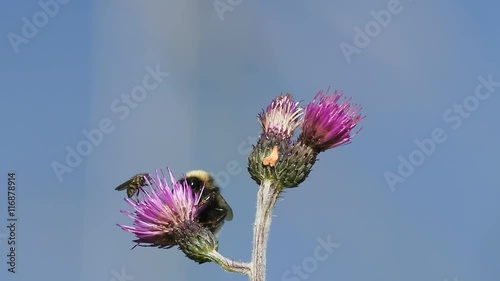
[248,94,304,188]
[278,141,318,188]
[174,221,218,264]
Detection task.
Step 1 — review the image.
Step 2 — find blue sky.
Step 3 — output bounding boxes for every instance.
[1,1,499,281]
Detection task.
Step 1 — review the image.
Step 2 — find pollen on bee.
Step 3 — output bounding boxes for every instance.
[262,145,279,167]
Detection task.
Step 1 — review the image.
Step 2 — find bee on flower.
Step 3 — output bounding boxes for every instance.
[117,169,221,264]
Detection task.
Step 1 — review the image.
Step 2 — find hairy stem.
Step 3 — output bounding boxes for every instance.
[249,180,281,281]
[207,250,251,276]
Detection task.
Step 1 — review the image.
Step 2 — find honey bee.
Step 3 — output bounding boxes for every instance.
[114,173,152,199]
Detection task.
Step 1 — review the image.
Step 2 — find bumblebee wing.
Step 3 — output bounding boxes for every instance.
[226,206,233,221]
[216,195,233,221]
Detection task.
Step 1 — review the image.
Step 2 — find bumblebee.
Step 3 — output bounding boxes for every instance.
[177,170,233,235]
[115,170,233,235]
[114,173,152,199]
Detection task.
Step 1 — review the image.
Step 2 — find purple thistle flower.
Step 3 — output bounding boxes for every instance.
[258,94,303,140]
[117,168,204,249]
[299,88,364,152]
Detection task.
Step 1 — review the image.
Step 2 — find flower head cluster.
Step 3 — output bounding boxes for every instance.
[299,88,364,152]
[117,168,217,263]
[248,88,364,188]
[258,94,303,140]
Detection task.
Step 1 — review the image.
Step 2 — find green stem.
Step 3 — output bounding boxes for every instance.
[207,250,251,276]
[249,180,281,281]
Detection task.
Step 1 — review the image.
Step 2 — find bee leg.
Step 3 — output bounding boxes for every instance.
[208,208,229,236]
[210,208,228,225]
[196,193,228,232]
[197,193,215,212]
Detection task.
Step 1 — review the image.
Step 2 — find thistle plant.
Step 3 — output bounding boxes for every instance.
[117,88,364,281]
